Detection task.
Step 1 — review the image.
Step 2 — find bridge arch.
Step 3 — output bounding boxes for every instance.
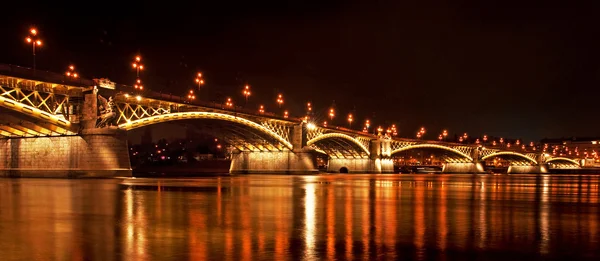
[118,111,293,150]
[391,144,473,162]
[545,157,580,166]
[307,133,370,158]
[481,151,538,165]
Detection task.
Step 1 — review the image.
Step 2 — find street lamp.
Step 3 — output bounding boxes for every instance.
[329,108,335,121]
[187,90,196,101]
[390,124,398,136]
[25,28,42,72]
[306,102,312,119]
[347,114,353,128]
[276,94,284,108]
[284,110,289,119]
[258,105,265,114]
[65,65,78,78]
[195,72,204,90]
[225,97,233,108]
[134,78,144,91]
[243,85,251,104]
[132,56,144,77]
[442,129,448,141]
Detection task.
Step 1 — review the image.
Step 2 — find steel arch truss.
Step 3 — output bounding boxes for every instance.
[118,111,293,150]
[182,121,289,152]
[391,142,474,163]
[545,157,581,168]
[115,102,171,124]
[0,76,74,131]
[481,151,538,165]
[307,133,371,159]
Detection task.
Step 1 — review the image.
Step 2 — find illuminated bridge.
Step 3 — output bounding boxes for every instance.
[0,66,584,177]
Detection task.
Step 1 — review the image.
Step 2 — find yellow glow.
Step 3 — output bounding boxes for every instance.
[307,133,370,156]
[481,151,537,165]
[26,37,32,43]
[304,178,317,259]
[0,95,71,127]
[391,144,473,161]
[306,122,316,130]
[118,111,294,149]
[36,40,42,46]
[136,95,142,101]
[30,28,37,35]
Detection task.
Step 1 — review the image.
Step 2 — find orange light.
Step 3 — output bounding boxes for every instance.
[66,72,71,76]
[36,40,42,46]
[73,73,78,78]
[26,37,32,43]
[69,65,74,70]
[198,72,202,77]
[135,56,141,62]
[30,28,37,36]
[139,65,144,70]
[132,63,137,68]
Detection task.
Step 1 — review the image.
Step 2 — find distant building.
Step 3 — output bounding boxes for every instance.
[540,137,600,166]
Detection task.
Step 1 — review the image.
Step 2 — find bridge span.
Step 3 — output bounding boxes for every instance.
[0,67,583,177]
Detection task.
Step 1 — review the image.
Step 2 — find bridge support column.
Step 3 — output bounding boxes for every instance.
[507,165,548,174]
[229,150,318,174]
[0,128,132,178]
[326,138,394,173]
[442,162,485,173]
[229,123,318,174]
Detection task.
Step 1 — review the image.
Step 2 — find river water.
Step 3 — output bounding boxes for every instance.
[0,174,598,260]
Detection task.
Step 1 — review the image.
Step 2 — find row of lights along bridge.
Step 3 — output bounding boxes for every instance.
[21,27,546,151]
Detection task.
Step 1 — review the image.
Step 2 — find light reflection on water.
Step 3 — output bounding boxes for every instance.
[0,174,599,260]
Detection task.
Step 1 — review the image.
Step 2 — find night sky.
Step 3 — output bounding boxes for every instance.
[1,1,599,142]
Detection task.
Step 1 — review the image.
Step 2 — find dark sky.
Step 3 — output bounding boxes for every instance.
[1,1,599,141]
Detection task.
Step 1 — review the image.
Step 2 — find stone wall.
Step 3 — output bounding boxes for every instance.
[0,128,131,178]
[442,162,485,173]
[507,165,547,174]
[327,158,394,173]
[230,150,318,174]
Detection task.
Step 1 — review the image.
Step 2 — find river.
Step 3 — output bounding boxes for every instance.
[0,174,598,260]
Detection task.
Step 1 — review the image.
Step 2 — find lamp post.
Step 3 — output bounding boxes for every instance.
[258,105,265,114]
[347,113,353,128]
[329,108,335,122]
[225,98,233,108]
[276,94,284,108]
[134,78,144,91]
[243,85,251,105]
[25,28,42,72]
[187,90,196,101]
[65,65,78,79]
[195,72,204,89]
[132,56,144,77]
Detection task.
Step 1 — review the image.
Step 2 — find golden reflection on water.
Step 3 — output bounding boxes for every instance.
[0,175,599,260]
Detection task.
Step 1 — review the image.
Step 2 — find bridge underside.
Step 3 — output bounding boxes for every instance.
[391,148,473,163]
[0,107,77,137]
[309,137,369,159]
[483,155,537,166]
[180,120,289,152]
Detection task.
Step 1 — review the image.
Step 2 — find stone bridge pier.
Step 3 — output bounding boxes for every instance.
[327,139,394,174]
[442,148,485,174]
[0,89,132,178]
[229,123,318,174]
